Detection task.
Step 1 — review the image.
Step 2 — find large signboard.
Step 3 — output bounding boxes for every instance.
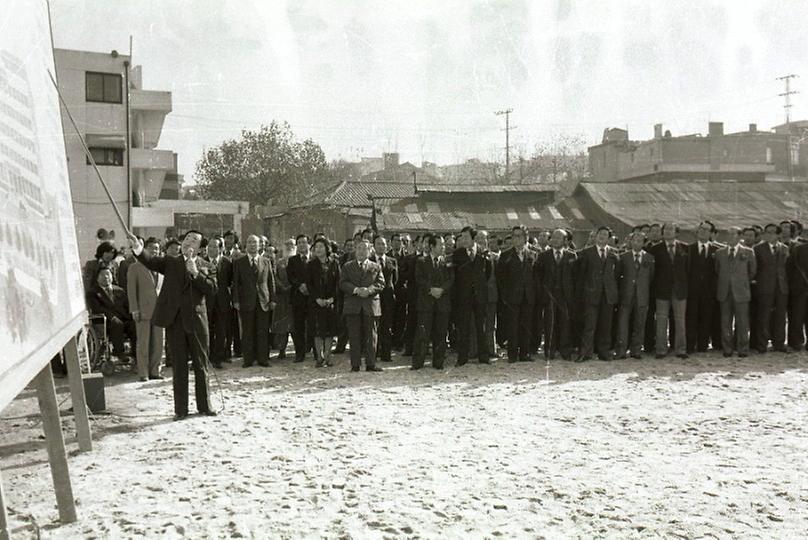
[0,1,86,411]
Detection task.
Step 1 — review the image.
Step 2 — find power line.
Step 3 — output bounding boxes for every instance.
[494,108,515,176]
[777,74,799,126]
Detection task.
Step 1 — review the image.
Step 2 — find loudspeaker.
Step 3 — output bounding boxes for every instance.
[82,373,106,413]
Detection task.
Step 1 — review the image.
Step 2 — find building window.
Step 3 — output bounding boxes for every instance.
[506,208,518,220]
[86,72,122,103]
[87,147,124,166]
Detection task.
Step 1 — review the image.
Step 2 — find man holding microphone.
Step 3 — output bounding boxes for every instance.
[128,230,218,420]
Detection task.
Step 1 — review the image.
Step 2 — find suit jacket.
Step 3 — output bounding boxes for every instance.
[788,242,808,296]
[126,260,163,320]
[340,258,385,316]
[287,253,310,307]
[206,255,233,312]
[617,250,655,307]
[232,255,275,312]
[486,251,499,304]
[753,242,789,297]
[648,240,689,301]
[687,242,718,299]
[496,247,536,305]
[134,251,216,331]
[715,245,757,302]
[415,254,454,312]
[117,255,137,294]
[576,245,619,306]
[536,248,577,305]
[87,284,131,322]
[452,247,490,305]
[370,253,399,306]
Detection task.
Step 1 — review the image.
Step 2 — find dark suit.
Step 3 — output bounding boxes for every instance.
[788,242,808,348]
[616,250,655,357]
[577,245,619,359]
[754,242,789,351]
[535,248,577,359]
[496,247,536,362]
[648,240,690,356]
[686,242,719,352]
[452,247,491,364]
[390,249,408,349]
[206,255,233,365]
[86,284,136,357]
[135,250,217,416]
[370,253,398,362]
[715,245,757,354]
[340,258,385,370]
[232,255,275,367]
[413,255,454,369]
[400,252,420,355]
[287,253,311,360]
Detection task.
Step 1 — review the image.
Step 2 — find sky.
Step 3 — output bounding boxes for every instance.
[50,0,808,182]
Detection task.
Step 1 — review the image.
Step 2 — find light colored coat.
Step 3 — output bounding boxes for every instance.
[127,260,163,320]
[715,244,757,303]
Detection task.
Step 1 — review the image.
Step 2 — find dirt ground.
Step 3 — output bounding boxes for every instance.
[2,349,807,538]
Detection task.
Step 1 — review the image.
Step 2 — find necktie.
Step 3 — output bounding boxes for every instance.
[555,250,561,264]
[106,287,113,299]
[701,245,706,258]
[730,247,736,260]
[668,244,675,260]
[635,254,640,269]
[599,248,605,261]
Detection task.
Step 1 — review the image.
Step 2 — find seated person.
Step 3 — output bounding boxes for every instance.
[86,267,136,360]
[83,241,119,292]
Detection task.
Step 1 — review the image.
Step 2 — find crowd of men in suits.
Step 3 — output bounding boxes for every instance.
[76,218,806,419]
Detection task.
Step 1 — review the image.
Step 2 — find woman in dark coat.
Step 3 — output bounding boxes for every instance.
[306,238,341,367]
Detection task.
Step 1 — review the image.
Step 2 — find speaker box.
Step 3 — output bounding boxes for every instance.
[82,373,106,413]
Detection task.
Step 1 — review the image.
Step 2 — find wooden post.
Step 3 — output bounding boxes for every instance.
[63,336,92,452]
[33,365,77,524]
[0,466,9,540]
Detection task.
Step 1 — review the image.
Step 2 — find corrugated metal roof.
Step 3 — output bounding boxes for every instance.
[415,183,559,193]
[579,181,808,228]
[378,204,578,232]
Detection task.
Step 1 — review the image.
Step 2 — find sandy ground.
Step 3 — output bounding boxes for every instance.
[1,348,807,538]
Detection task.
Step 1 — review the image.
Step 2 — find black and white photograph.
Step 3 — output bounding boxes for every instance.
[1,0,807,537]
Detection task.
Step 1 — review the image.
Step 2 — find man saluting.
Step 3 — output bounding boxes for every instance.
[128,230,218,420]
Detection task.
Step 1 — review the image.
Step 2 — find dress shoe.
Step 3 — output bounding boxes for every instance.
[507,358,518,363]
[278,350,286,359]
[199,410,217,417]
[140,377,148,382]
[351,366,360,372]
[410,366,422,370]
[243,362,253,368]
[654,354,666,359]
[213,362,223,369]
[456,360,467,367]
[402,349,413,357]
[738,353,748,358]
[521,355,536,362]
[774,347,789,354]
[677,353,689,359]
[479,358,491,364]
[432,365,444,370]
[258,361,269,367]
[616,354,628,360]
[631,354,643,360]
[149,374,165,380]
[294,357,305,363]
[223,358,233,363]
[723,352,733,357]
[366,366,383,372]
[173,413,188,422]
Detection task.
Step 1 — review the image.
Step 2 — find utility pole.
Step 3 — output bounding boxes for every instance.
[495,108,515,177]
[777,74,799,127]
